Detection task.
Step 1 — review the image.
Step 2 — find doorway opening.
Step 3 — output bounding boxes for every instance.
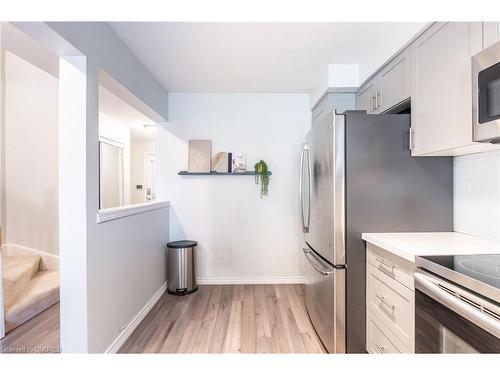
[0,23,60,353]
[99,138,125,209]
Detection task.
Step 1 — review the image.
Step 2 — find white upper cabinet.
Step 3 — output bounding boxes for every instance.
[482,22,500,49]
[356,49,410,114]
[356,22,500,156]
[357,77,378,114]
[410,22,479,155]
[378,49,411,112]
[410,22,499,156]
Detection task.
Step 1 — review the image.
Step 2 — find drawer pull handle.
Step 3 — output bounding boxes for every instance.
[375,258,395,275]
[375,344,385,353]
[375,294,395,311]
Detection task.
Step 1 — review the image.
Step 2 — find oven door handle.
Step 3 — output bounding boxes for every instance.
[415,272,500,339]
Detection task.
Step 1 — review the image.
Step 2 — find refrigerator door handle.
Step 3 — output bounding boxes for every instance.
[306,146,312,232]
[306,145,312,230]
[300,143,311,233]
[303,248,333,275]
[299,144,306,232]
[333,114,346,265]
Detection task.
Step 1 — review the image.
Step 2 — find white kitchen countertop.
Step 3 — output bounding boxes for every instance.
[361,232,500,262]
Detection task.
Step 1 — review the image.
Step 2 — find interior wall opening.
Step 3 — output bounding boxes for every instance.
[98,70,157,210]
[0,22,60,351]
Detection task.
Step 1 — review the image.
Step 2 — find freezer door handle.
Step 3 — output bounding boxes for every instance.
[303,248,333,275]
[300,143,311,233]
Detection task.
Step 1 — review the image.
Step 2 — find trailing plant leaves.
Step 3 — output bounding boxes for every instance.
[254,160,269,198]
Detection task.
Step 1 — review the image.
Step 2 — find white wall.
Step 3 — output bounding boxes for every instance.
[454,150,500,241]
[16,22,171,353]
[58,27,169,353]
[88,206,168,352]
[157,93,310,283]
[3,50,59,255]
[99,113,131,206]
[130,140,155,204]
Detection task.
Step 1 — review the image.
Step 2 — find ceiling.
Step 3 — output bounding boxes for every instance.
[109,22,426,93]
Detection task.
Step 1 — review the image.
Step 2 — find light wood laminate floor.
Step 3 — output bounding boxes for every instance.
[120,284,325,353]
[0,303,60,354]
[0,285,324,354]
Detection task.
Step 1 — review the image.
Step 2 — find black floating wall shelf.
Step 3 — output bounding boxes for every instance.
[178,171,272,176]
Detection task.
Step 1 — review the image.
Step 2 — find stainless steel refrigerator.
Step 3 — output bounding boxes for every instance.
[299,111,453,353]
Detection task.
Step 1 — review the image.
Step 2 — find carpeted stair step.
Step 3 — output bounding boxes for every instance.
[2,255,41,310]
[4,270,60,333]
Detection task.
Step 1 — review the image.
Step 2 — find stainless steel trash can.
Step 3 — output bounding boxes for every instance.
[167,240,198,295]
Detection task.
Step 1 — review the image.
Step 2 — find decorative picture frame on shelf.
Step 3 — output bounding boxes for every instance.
[188,140,211,173]
[232,153,247,173]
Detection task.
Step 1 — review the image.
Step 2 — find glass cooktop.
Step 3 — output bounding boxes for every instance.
[419,254,500,290]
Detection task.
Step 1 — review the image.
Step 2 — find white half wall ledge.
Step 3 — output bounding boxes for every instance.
[96,200,170,224]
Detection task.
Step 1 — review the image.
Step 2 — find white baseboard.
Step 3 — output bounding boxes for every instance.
[196,276,307,285]
[105,281,168,353]
[1,243,59,271]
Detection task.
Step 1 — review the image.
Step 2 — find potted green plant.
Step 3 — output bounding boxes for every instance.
[254,160,270,198]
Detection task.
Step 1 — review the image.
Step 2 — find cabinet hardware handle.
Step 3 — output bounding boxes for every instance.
[375,258,395,275]
[408,127,415,150]
[375,343,385,353]
[375,294,396,310]
[376,91,381,108]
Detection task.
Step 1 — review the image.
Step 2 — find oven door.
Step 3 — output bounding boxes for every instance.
[472,40,500,143]
[414,271,500,353]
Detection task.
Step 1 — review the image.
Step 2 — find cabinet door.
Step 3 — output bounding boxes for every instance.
[367,309,411,354]
[356,78,377,113]
[411,22,476,155]
[378,49,410,112]
[483,22,500,49]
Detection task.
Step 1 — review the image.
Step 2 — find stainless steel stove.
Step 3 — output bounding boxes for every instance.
[414,254,500,353]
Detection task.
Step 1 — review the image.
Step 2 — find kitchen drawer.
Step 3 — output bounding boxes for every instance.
[367,262,415,351]
[367,243,414,290]
[367,309,411,353]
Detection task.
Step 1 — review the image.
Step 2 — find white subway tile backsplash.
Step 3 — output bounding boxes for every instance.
[453,150,500,241]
